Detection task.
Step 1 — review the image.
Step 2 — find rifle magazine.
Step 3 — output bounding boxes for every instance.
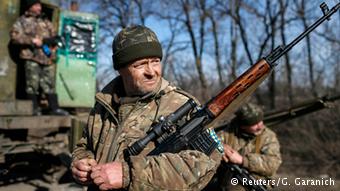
[189,129,223,155]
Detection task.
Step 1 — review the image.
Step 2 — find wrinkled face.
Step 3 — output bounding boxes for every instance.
[240,121,264,136]
[119,57,162,96]
[29,3,42,15]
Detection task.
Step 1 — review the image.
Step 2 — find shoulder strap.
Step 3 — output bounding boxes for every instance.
[227,132,235,146]
[255,134,262,154]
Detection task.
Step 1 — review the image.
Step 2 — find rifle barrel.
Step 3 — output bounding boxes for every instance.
[263,94,340,127]
[266,2,340,65]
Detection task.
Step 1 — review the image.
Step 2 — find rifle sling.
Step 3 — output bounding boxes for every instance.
[255,134,262,154]
[227,131,262,154]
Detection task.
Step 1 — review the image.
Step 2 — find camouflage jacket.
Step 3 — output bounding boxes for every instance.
[72,77,221,191]
[218,122,282,178]
[10,11,56,65]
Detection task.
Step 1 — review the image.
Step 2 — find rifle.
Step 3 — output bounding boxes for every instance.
[214,94,340,132]
[42,35,64,57]
[124,2,339,158]
[264,94,340,127]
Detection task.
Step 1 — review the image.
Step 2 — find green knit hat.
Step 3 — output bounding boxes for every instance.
[235,103,263,126]
[112,25,163,70]
[25,0,41,10]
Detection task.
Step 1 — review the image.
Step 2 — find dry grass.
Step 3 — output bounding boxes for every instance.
[269,101,340,191]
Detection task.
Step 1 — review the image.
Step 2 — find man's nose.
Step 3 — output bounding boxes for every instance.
[255,124,261,130]
[144,61,155,75]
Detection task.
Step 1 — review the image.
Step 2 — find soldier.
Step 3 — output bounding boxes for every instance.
[214,103,282,191]
[70,1,79,12]
[71,25,222,190]
[10,0,68,115]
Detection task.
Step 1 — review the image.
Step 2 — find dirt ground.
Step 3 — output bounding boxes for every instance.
[0,180,85,191]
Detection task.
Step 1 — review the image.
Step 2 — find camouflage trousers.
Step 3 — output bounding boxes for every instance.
[25,60,55,95]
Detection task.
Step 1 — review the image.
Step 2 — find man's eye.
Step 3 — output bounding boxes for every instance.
[151,59,160,63]
[134,63,145,69]
[150,60,160,66]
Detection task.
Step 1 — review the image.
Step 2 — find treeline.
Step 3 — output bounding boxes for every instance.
[88,0,339,106]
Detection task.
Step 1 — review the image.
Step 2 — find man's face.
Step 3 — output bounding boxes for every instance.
[29,3,42,15]
[240,121,264,136]
[119,57,162,96]
[70,2,79,11]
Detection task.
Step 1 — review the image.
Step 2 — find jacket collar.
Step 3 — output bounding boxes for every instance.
[236,125,266,140]
[95,76,170,111]
[24,10,41,18]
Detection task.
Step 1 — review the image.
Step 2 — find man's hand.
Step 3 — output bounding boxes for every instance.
[223,144,243,165]
[71,158,97,185]
[32,37,42,47]
[90,162,123,190]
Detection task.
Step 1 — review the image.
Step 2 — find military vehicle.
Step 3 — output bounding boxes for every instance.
[0,0,99,184]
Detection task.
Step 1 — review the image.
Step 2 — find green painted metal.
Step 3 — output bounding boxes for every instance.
[0,0,97,108]
[55,11,98,108]
[0,0,20,101]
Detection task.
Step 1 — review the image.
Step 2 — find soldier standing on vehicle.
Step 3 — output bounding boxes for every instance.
[10,0,68,115]
[71,25,222,190]
[214,103,282,191]
[70,1,79,12]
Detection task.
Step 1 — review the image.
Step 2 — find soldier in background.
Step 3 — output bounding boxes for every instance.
[215,103,282,191]
[10,0,68,115]
[70,1,79,12]
[71,25,222,190]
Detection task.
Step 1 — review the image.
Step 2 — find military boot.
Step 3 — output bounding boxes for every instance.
[27,94,42,116]
[47,94,69,116]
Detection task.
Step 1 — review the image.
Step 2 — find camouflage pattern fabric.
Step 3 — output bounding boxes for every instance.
[72,77,222,190]
[112,25,160,52]
[10,11,56,65]
[216,122,282,191]
[235,103,264,126]
[112,25,163,70]
[25,60,55,94]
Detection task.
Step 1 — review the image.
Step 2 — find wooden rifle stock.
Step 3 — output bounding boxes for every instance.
[206,59,272,128]
[207,59,271,117]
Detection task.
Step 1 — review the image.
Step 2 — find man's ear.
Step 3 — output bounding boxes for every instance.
[112,55,115,70]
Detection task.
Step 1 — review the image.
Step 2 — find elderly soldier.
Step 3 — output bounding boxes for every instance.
[71,25,222,190]
[214,103,282,191]
[10,0,68,115]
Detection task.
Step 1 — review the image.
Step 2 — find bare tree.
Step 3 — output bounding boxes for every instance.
[151,1,189,78]
[206,4,224,89]
[152,2,201,93]
[233,0,254,66]
[180,0,209,99]
[314,13,340,94]
[266,0,282,109]
[229,0,238,80]
[133,0,146,25]
[161,20,189,77]
[279,0,294,105]
[295,0,318,97]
